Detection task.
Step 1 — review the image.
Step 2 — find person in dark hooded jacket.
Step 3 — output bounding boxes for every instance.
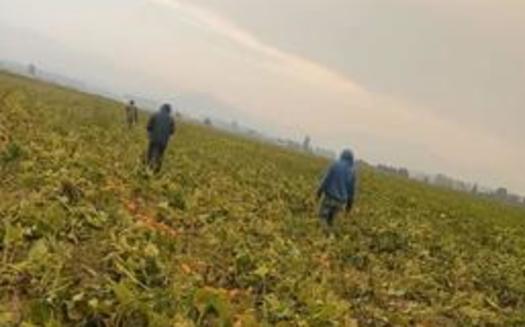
[146,104,175,172]
[317,149,356,229]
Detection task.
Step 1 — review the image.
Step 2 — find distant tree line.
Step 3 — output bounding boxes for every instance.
[431,175,524,206]
[489,187,523,206]
[373,164,524,207]
[376,164,409,178]
[273,135,335,159]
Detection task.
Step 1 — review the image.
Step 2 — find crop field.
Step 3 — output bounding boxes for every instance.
[0,71,525,326]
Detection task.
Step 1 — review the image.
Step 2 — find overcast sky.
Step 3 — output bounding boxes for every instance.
[1,0,524,193]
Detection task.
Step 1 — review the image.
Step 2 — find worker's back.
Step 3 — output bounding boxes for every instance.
[324,161,354,201]
[319,150,355,203]
[147,105,175,146]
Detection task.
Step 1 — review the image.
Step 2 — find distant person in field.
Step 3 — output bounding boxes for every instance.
[317,149,356,230]
[146,103,176,173]
[125,100,139,128]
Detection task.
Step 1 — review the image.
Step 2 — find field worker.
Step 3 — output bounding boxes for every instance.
[125,100,139,128]
[317,149,356,230]
[146,103,176,172]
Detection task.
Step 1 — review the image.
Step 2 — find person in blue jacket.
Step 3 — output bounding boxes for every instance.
[317,149,356,229]
[146,104,175,173]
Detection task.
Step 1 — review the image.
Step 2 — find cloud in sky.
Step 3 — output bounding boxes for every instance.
[1,0,524,193]
[148,0,366,96]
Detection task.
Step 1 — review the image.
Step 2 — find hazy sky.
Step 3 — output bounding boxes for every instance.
[1,0,524,193]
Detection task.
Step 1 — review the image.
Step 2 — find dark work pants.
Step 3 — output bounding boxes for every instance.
[146,141,167,173]
[319,195,344,227]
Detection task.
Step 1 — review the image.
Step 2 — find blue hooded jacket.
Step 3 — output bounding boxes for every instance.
[318,150,356,203]
[147,104,175,146]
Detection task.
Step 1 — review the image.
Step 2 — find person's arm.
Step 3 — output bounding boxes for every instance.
[317,166,332,199]
[147,115,155,133]
[170,118,176,135]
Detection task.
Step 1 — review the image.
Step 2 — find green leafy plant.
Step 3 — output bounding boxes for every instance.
[0,71,524,326]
